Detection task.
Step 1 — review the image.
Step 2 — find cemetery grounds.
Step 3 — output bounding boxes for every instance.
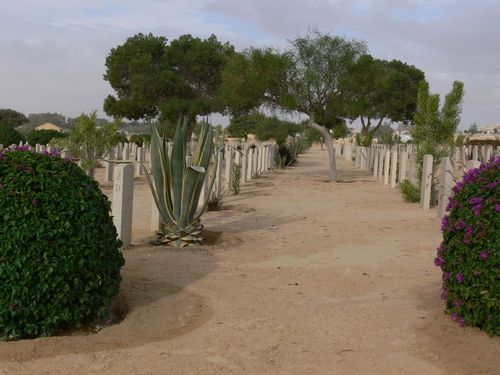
[0,146,498,374]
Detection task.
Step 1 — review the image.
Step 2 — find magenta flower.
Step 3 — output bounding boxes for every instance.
[455,219,466,230]
[479,251,489,260]
[456,273,465,283]
[454,299,464,307]
[451,312,460,321]
[442,272,451,281]
[468,197,484,205]
[441,216,449,232]
[434,256,445,267]
[31,199,39,207]
[495,204,500,212]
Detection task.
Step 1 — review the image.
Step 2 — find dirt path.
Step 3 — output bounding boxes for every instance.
[1,147,498,374]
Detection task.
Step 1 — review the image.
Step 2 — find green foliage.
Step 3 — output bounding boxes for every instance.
[227,112,302,144]
[57,112,120,178]
[454,134,466,147]
[25,130,67,146]
[342,55,425,135]
[0,124,23,146]
[380,130,395,146]
[273,138,310,168]
[129,133,151,146]
[207,185,225,211]
[0,149,124,340]
[399,180,420,202]
[112,133,128,145]
[145,119,217,247]
[355,132,373,147]
[230,163,242,195]
[411,81,464,199]
[0,109,27,128]
[104,33,234,122]
[436,157,499,335]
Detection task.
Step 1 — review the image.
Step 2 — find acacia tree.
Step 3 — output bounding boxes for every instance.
[220,31,366,181]
[341,55,425,136]
[104,33,234,127]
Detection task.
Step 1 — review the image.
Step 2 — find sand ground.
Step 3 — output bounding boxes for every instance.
[0,146,498,374]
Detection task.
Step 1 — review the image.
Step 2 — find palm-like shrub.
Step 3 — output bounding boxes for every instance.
[145,119,217,247]
[0,147,124,340]
[436,156,499,335]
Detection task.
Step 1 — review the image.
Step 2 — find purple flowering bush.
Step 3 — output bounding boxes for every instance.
[0,148,124,340]
[436,155,499,335]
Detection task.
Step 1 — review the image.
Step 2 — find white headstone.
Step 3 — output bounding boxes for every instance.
[437,157,453,218]
[420,154,433,209]
[112,163,134,246]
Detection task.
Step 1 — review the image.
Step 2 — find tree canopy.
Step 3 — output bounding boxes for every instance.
[104,33,235,123]
[341,55,425,135]
[219,30,367,181]
[0,109,27,128]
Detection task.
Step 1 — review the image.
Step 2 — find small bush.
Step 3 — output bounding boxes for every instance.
[231,163,242,195]
[207,185,225,211]
[436,156,499,335]
[0,124,23,146]
[275,144,296,167]
[0,147,124,340]
[399,180,420,203]
[129,133,151,146]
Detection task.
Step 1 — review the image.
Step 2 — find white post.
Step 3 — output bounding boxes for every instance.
[112,163,134,247]
[215,149,223,192]
[437,157,453,218]
[420,154,433,210]
[104,160,114,183]
[373,148,379,177]
[398,150,407,183]
[466,160,481,172]
[247,148,254,180]
[224,146,234,190]
[390,149,398,188]
[378,148,384,181]
[343,144,352,161]
[383,149,391,185]
[135,147,145,176]
[241,146,248,182]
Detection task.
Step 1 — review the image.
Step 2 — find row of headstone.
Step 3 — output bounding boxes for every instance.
[113,141,277,247]
[349,142,499,218]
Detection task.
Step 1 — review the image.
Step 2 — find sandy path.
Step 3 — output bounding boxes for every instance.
[0,146,498,374]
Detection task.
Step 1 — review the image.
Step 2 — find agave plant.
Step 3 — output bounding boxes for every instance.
[144,118,218,247]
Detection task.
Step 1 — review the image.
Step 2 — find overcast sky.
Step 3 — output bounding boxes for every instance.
[1,0,499,129]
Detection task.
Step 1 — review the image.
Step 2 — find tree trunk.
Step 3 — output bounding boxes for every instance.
[307,115,337,182]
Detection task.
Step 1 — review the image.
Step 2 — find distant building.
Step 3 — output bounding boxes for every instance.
[480,124,500,134]
[35,123,64,132]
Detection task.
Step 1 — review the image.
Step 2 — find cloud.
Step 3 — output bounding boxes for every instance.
[0,0,498,127]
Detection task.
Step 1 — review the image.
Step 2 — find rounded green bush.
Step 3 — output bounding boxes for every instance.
[436,155,499,335]
[0,147,124,340]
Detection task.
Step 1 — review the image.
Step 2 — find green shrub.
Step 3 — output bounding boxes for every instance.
[231,163,242,195]
[275,144,296,167]
[129,133,151,146]
[0,147,124,340]
[0,124,23,146]
[436,156,499,335]
[25,129,67,146]
[399,180,420,203]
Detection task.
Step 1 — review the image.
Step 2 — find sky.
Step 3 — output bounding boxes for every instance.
[1,0,499,130]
